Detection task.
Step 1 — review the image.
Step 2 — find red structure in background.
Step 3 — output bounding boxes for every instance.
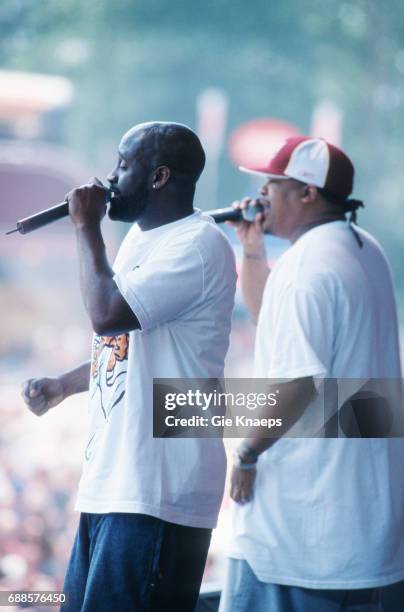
[0,141,88,228]
[228,118,300,169]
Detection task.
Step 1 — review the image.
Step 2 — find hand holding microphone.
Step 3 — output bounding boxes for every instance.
[225,197,267,257]
[66,178,108,230]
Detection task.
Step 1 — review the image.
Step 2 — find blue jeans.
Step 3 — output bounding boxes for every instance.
[219,559,383,612]
[62,513,211,612]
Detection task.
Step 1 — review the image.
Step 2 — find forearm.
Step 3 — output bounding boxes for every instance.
[240,249,270,322]
[236,377,316,461]
[75,224,116,334]
[59,360,91,398]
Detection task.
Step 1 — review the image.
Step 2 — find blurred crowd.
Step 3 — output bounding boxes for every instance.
[0,379,84,601]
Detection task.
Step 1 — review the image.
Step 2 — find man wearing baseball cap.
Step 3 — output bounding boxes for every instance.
[219,137,404,611]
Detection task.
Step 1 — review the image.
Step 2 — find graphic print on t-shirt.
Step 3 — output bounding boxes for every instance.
[86,333,129,461]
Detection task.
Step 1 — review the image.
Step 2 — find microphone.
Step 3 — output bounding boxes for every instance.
[5,193,265,235]
[5,186,113,235]
[208,200,264,224]
[6,201,70,235]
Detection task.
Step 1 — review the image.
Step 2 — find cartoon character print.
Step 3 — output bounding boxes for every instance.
[86,333,129,460]
[91,334,129,391]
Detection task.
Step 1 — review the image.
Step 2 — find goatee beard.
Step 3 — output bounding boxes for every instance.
[108,192,148,223]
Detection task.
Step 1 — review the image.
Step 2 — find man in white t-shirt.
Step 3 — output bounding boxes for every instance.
[22,122,236,611]
[219,137,404,612]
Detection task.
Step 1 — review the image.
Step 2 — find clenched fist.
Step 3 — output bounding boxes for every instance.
[21,377,65,416]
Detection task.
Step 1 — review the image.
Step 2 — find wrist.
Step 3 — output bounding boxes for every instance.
[243,246,266,260]
[233,443,259,468]
[75,221,101,233]
[58,373,70,400]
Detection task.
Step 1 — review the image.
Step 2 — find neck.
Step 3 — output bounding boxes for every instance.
[290,213,345,244]
[137,193,194,231]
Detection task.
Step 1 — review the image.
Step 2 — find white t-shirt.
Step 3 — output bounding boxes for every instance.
[75,211,237,528]
[229,221,404,588]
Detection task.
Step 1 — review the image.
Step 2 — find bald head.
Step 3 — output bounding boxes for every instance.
[108,121,205,228]
[121,121,206,186]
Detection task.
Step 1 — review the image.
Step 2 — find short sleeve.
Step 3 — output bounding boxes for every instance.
[113,240,204,332]
[266,281,335,379]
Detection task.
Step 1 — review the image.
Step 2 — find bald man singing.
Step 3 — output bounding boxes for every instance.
[22,122,236,612]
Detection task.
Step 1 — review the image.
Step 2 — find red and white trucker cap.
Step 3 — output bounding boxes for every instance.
[239,136,354,201]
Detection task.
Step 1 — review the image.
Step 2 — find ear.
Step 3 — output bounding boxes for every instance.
[300,184,318,204]
[151,166,171,190]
